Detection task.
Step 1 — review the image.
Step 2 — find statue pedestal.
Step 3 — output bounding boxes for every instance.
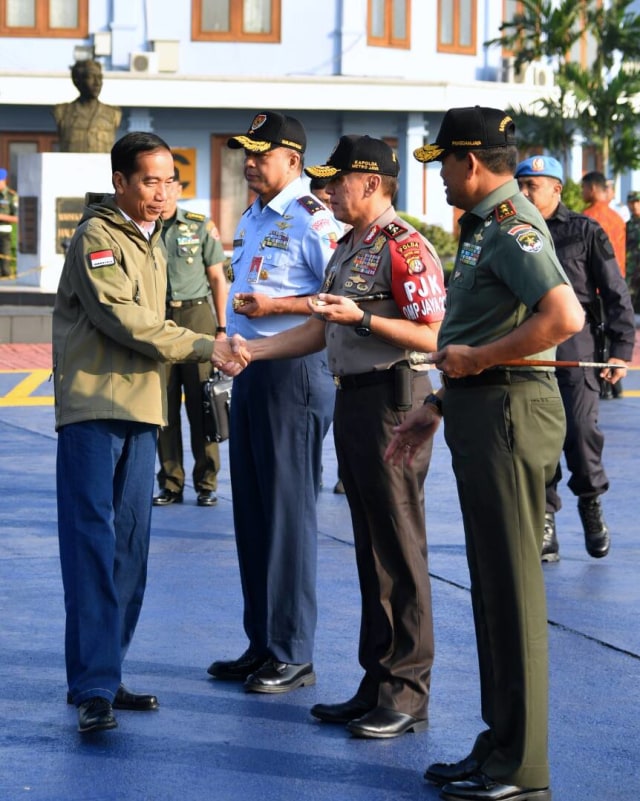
[16,153,113,292]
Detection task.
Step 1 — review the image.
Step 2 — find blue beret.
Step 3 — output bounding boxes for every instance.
[0,168,7,181]
[515,155,563,183]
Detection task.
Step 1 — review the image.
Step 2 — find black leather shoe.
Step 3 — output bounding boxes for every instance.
[77,697,117,733]
[153,489,183,506]
[541,512,559,563]
[244,660,315,694]
[440,773,550,801]
[578,496,610,558]
[113,684,159,710]
[207,649,267,681]
[197,490,218,507]
[68,683,158,710]
[425,755,481,786]
[310,696,375,724]
[346,707,428,739]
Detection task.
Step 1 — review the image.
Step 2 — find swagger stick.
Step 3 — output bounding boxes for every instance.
[409,353,625,370]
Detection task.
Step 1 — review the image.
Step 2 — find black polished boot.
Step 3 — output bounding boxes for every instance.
[578,496,610,558]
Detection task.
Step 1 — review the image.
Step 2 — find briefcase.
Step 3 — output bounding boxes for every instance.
[202,370,233,443]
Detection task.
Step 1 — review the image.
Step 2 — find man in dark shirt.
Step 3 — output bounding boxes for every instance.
[515,156,635,561]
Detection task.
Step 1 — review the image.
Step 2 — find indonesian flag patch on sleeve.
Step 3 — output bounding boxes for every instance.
[89,249,116,269]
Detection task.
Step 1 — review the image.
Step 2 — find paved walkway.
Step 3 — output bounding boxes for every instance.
[1,345,639,801]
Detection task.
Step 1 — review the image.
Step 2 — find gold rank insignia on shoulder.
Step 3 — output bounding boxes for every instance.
[298,195,324,214]
[494,201,517,223]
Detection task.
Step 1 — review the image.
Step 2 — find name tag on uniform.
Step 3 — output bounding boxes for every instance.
[248,256,263,283]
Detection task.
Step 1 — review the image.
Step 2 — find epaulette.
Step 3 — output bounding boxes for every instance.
[494,200,517,224]
[382,220,408,240]
[185,211,206,222]
[297,195,324,215]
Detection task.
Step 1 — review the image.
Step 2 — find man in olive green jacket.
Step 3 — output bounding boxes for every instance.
[53,132,243,735]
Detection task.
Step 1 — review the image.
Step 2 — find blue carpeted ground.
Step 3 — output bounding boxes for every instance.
[1,368,639,801]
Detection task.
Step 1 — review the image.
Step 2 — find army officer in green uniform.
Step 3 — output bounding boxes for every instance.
[387,107,585,801]
[154,169,228,507]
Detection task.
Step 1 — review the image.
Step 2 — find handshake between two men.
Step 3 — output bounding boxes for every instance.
[211,290,375,376]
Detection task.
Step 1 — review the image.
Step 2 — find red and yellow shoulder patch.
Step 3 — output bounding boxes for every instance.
[389,234,446,323]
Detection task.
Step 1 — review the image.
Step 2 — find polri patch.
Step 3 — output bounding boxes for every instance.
[89,249,115,269]
[397,239,426,274]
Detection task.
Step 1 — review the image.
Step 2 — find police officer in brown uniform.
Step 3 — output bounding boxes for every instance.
[154,170,228,507]
[233,135,447,738]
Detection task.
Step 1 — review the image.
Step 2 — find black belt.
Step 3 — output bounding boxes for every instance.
[167,296,208,309]
[441,370,553,388]
[333,370,394,390]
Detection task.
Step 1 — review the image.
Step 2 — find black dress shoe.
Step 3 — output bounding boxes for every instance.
[153,489,183,506]
[244,660,315,694]
[346,706,428,739]
[207,649,267,681]
[68,683,158,710]
[440,772,550,801]
[197,490,218,507]
[310,696,375,724]
[77,697,117,733]
[113,684,159,710]
[425,755,481,786]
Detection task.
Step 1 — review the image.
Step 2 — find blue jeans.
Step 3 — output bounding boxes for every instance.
[57,420,157,705]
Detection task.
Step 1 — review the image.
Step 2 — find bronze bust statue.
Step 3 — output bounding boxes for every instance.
[53,60,122,153]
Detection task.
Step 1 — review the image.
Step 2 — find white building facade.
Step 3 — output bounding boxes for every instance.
[1,0,628,255]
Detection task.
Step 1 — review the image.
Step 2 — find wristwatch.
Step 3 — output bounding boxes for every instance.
[423,392,443,415]
[354,310,372,337]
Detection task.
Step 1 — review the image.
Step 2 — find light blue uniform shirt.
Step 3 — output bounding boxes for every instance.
[226,176,342,339]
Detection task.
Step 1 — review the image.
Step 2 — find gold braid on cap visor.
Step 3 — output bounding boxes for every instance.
[231,136,272,152]
[305,165,340,178]
[413,144,444,163]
